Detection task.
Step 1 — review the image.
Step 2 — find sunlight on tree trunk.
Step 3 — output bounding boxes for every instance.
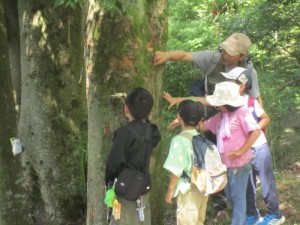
[3,0,21,122]
[85,0,167,224]
[0,1,30,224]
[85,2,107,224]
[17,1,86,224]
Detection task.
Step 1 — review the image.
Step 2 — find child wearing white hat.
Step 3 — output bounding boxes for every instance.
[221,67,285,225]
[199,81,261,225]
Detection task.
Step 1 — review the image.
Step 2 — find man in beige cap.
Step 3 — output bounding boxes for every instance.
[154,33,262,221]
[154,33,262,106]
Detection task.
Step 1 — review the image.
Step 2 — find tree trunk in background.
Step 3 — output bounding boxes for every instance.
[85,2,106,224]
[85,0,167,224]
[3,0,21,122]
[17,1,86,224]
[0,1,30,224]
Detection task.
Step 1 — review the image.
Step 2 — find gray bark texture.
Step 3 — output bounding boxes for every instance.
[17,0,87,224]
[85,0,168,224]
[0,1,30,224]
[85,3,109,224]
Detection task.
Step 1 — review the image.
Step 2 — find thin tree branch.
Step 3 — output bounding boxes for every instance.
[276,78,300,92]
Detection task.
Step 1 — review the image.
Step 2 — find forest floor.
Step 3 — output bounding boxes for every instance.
[273,161,300,224]
[164,161,300,225]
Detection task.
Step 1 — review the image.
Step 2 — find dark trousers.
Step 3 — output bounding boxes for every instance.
[211,190,227,212]
[246,143,280,216]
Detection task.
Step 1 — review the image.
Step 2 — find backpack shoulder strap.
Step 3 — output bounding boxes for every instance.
[179,132,211,144]
[248,95,255,107]
[179,132,193,140]
[180,133,209,170]
[247,96,259,122]
[178,132,194,179]
[245,58,254,73]
[204,51,222,95]
[238,56,253,73]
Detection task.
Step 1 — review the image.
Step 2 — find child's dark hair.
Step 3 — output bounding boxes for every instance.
[223,105,240,112]
[235,79,251,94]
[178,100,204,126]
[125,87,154,120]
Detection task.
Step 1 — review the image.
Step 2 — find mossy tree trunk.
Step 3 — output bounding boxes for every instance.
[0,1,30,224]
[17,1,87,224]
[85,0,167,224]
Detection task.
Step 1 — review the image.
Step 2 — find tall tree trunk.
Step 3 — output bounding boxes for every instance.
[3,0,21,122]
[85,0,167,224]
[0,1,29,224]
[18,1,86,224]
[85,2,107,224]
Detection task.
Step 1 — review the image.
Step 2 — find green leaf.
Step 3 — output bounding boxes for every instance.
[54,0,65,7]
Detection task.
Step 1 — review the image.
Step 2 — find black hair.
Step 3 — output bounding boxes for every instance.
[178,100,204,126]
[226,79,250,95]
[125,87,154,120]
[223,105,240,112]
[236,80,249,94]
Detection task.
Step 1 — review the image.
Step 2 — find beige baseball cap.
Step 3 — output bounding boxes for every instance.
[220,33,251,56]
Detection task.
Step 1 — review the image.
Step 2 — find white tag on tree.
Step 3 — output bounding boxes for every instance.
[10,138,22,156]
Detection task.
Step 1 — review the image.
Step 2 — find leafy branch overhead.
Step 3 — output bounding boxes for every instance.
[54,0,84,9]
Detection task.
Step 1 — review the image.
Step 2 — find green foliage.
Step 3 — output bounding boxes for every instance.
[217,0,300,66]
[213,0,300,170]
[98,0,139,15]
[168,0,222,51]
[54,0,84,9]
[165,0,223,96]
[98,0,121,15]
[163,62,200,96]
[162,5,300,222]
[163,0,300,172]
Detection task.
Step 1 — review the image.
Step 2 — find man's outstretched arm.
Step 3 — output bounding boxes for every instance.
[153,50,193,65]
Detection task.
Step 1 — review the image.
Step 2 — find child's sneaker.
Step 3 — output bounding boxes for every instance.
[258,213,285,225]
[245,215,263,225]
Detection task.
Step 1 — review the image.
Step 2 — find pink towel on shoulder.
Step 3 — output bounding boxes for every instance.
[217,113,231,153]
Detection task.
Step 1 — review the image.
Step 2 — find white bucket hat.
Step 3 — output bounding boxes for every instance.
[206,82,244,107]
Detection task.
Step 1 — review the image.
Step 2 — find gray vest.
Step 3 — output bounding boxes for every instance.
[204,51,253,95]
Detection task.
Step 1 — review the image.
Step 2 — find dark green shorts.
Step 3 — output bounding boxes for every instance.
[109,192,151,225]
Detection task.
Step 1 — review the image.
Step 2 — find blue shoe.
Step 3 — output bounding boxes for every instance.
[258,213,285,225]
[245,215,262,225]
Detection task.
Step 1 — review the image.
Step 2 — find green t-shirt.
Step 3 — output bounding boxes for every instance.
[163,129,199,197]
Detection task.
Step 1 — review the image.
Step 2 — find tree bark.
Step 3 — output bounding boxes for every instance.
[17,1,86,224]
[0,1,30,224]
[85,2,107,224]
[85,0,167,224]
[3,0,21,122]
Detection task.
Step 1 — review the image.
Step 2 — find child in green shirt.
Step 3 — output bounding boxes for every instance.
[163,100,208,225]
